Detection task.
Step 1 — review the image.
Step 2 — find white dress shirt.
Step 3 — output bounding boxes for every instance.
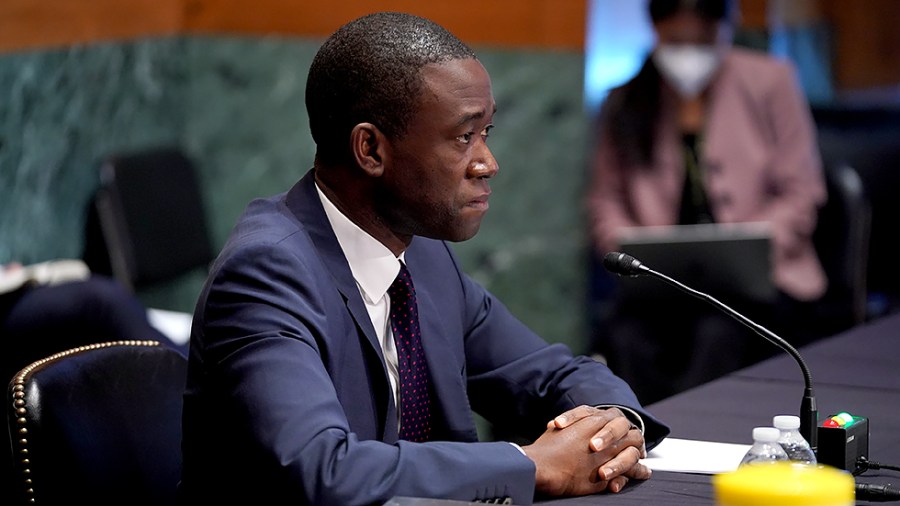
[315,183,405,411]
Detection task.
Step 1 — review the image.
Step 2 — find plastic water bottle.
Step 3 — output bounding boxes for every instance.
[773,414,817,464]
[740,427,789,466]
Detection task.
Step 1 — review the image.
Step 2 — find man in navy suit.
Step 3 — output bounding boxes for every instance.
[179,12,669,505]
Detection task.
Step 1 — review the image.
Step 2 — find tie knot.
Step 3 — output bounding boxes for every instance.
[389,263,415,300]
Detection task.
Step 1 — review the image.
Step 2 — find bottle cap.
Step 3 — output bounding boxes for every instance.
[752,427,780,442]
[773,415,801,430]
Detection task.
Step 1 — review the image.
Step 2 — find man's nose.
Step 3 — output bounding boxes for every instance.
[470,145,499,179]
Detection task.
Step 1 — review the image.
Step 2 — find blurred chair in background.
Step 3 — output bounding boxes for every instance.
[7,340,186,506]
[810,163,871,336]
[813,105,900,318]
[1,264,188,500]
[83,146,214,296]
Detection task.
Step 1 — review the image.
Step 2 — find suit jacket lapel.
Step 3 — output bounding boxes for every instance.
[284,169,399,440]
[284,171,379,350]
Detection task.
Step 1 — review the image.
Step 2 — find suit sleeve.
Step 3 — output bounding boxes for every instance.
[450,244,670,449]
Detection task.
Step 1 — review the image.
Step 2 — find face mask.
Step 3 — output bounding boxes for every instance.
[652,44,722,98]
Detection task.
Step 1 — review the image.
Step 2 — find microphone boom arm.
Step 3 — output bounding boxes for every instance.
[607,252,818,452]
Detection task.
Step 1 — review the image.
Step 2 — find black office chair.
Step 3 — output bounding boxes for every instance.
[811,163,871,337]
[83,147,214,293]
[814,105,900,314]
[6,340,187,506]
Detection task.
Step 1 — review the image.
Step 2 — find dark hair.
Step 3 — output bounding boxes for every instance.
[603,0,735,167]
[601,58,662,168]
[306,12,477,165]
[649,0,735,23]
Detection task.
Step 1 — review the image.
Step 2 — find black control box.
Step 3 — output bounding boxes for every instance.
[816,415,869,475]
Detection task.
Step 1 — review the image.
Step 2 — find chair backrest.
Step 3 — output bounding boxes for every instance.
[814,105,900,303]
[84,147,213,291]
[7,340,187,506]
[812,163,872,333]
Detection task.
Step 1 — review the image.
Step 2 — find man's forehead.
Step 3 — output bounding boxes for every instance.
[419,59,492,95]
[414,60,494,123]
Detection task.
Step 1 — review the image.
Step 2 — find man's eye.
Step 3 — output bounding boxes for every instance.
[456,132,474,144]
[458,125,493,144]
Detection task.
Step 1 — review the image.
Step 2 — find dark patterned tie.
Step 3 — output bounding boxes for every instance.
[388,262,433,442]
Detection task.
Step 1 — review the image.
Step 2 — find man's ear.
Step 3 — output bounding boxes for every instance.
[350,123,388,177]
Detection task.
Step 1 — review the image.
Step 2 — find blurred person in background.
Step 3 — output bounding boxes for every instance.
[586,0,827,404]
[1,259,187,382]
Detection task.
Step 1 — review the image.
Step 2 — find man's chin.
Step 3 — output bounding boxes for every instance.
[422,222,483,243]
[450,223,483,242]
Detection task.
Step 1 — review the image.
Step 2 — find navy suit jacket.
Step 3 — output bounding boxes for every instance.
[179,169,669,505]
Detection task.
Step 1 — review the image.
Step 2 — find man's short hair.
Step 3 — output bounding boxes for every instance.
[306,12,477,164]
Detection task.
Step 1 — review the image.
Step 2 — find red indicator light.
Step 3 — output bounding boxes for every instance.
[821,412,859,428]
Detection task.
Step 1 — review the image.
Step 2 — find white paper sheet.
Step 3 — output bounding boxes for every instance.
[641,437,751,474]
[147,307,193,345]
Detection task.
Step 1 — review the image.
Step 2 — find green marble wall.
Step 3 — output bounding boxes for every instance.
[0,35,591,353]
[0,39,186,263]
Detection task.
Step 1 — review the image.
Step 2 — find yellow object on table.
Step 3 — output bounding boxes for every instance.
[713,462,854,506]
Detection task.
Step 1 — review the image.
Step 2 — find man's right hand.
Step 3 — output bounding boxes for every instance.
[521,405,650,497]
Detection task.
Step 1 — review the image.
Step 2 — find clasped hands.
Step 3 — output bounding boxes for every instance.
[522,405,649,497]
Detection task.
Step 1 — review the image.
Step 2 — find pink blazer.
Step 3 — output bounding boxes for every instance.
[587,48,827,301]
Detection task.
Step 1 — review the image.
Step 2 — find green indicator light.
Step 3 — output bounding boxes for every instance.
[836,412,855,427]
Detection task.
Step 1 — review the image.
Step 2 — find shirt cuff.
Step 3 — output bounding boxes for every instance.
[508,442,526,456]
[596,404,645,434]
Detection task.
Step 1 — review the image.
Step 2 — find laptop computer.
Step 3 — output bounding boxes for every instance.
[614,222,776,305]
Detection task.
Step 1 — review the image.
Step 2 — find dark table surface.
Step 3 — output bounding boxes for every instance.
[538,311,900,505]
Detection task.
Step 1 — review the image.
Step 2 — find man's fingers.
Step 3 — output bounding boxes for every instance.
[606,475,629,493]
[548,405,607,429]
[588,415,635,452]
[598,445,644,481]
[624,461,653,481]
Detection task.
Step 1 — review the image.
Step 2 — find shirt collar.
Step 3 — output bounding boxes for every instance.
[315,182,402,304]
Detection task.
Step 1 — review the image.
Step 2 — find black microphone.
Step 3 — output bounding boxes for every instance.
[602,251,818,452]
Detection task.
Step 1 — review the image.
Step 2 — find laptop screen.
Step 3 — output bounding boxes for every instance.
[614,222,776,305]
